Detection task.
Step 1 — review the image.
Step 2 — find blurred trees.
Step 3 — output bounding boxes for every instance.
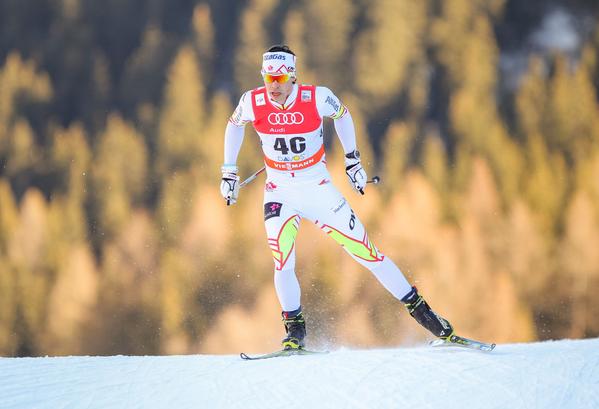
[353,0,427,111]
[1,0,599,355]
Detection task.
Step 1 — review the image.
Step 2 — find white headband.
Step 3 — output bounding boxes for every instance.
[261,52,296,76]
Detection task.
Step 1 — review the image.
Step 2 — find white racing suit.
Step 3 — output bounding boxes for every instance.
[225,84,412,312]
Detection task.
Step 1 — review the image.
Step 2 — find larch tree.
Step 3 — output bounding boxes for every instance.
[234,0,279,92]
[0,180,19,354]
[298,0,356,92]
[559,191,599,338]
[157,44,205,175]
[0,52,52,147]
[91,113,148,239]
[547,52,599,163]
[352,0,428,111]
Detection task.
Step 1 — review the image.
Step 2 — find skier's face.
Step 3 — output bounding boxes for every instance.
[263,73,294,104]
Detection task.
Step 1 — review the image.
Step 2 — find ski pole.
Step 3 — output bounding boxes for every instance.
[239,166,266,188]
[226,166,266,206]
[229,168,380,204]
[239,168,381,188]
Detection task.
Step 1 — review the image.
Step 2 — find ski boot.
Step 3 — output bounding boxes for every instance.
[281,307,306,350]
[401,286,454,340]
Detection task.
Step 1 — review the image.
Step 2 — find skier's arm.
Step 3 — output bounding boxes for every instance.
[220,123,243,206]
[317,87,367,194]
[223,122,245,166]
[335,112,367,194]
[221,92,252,205]
[333,111,357,155]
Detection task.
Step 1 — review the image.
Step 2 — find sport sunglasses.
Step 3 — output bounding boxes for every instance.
[262,73,292,84]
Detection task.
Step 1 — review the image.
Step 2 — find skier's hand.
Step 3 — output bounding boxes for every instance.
[345,150,367,195]
[220,165,240,205]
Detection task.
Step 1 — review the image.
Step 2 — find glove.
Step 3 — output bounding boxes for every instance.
[345,150,367,195]
[220,165,240,205]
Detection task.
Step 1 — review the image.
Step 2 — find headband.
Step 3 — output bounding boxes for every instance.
[261,51,296,77]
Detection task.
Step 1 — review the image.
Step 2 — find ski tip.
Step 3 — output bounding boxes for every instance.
[240,352,250,360]
[480,343,496,352]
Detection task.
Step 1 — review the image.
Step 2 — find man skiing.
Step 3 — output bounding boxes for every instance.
[221,45,455,351]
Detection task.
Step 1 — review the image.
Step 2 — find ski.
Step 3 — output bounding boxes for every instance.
[429,334,496,352]
[240,348,329,360]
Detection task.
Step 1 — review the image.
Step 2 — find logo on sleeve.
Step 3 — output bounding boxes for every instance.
[325,95,340,112]
[264,202,283,220]
[230,105,243,124]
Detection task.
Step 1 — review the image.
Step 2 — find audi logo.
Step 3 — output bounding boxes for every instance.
[268,112,304,125]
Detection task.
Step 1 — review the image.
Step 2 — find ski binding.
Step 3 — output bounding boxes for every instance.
[430,334,496,352]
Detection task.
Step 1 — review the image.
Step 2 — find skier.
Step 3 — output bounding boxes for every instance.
[221,45,454,351]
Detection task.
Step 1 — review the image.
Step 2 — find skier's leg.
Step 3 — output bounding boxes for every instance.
[263,197,306,348]
[326,211,454,338]
[264,199,302,311]
[308,184,453,339]
[320,211,413,300]
[307,185,412,299]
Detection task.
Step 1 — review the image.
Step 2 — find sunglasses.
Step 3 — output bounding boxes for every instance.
[263,73,292,84]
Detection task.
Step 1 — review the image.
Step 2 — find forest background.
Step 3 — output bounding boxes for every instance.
[1,0,599,356]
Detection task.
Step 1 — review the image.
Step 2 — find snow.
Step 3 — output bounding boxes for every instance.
[1,338,598,409]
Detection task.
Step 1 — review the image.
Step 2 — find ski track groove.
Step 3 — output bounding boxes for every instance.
[362,354,411,405]
[591,354,599,407]
[416,349,506,408]
[475,348,529,409]
[308,355,373,409]
[567,350,597,408]
[581,352,599,407]
[308,350,387,406]
[557,353,577,408]
[552,347,585,409]
[125,359,146,409]
[573,358,592,408]
[135,359,157,409]
[513,353,536,409]
[350,351,392,398]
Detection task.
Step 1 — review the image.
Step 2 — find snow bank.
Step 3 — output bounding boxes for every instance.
[1,338,598,409]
